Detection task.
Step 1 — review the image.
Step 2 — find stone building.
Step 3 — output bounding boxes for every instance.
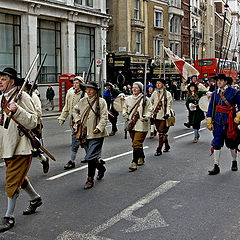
[0,0,109,103]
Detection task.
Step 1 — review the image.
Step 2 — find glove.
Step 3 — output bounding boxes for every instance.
[206,117,214,131]
[92,128,100,134]
[163,114,169,120]
[234,112,240,125]
[58,119,65,126]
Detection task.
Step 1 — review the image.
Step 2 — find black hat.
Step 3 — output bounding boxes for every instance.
[152,78,166,86]
[226,76,233,85]
[190,75,198,80]
[105,82,114,88]
[0,67,21,85]
[81,81,99,90]
[213,73,227,81]
[187,82,198,92]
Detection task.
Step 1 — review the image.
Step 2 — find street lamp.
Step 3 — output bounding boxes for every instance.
[192,24,197,63]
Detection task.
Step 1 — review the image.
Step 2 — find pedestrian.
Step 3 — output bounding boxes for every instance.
[45,85,55,111]
[0,67,42,232]
[58,76,85,169]
[180,81,188,100]
[122,82,152,172]
[150,78,173,156]
[185,82,206,143]
[103,82,124,136]
[24,81,49,173]
[146,84,157,139]
[206,73,240,175]
[184,75,208,128]
[72,81,108,189]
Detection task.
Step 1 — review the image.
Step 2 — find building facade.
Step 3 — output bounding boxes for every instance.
[0,0,109,101]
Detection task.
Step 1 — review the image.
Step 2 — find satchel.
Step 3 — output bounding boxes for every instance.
[166,109,175,127]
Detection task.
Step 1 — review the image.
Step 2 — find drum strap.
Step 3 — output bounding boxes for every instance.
[128,96,143,117]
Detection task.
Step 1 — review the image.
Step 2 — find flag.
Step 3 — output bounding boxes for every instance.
[163,47,199,81]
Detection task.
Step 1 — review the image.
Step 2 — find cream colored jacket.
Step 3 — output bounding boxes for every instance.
[58,89,84,123]
[72,95,108,139]
[0,87,38,158]
[31,92,42,123]
[150,89,173,120]
[122,93,152,132]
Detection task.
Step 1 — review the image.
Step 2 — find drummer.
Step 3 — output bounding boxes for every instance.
[185,82,206,143]
[103,82,125,136]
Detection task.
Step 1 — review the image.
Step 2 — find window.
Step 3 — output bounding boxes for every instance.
[75,26,95,79]
[154,11,163,28]
[0,13,21,75]
[75,0,92,7]
[37,20,61,83]
[154,39,163,58]
[106,0,110,14]
[134,0,140,20]
[170,16,180,34]
[136,32,142,53]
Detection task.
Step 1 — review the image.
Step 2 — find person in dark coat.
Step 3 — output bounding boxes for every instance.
[45,85,55,111]
[185,82,206,143]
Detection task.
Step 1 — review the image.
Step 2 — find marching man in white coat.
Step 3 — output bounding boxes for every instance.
[122,82,152,172]
[0,68,42,232]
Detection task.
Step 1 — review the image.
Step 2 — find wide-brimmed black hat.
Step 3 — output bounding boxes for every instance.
[0,67,22,85]
[190,75,198,80]
[152,78,166,86]
[81,81,99,90]
[105,82,114,88]
[213,73,227,81]
[226,76,233,85]
[187,82,198,92]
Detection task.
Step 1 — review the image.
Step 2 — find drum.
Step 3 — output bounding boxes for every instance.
[113,97,125,112]
[199,95,210,112]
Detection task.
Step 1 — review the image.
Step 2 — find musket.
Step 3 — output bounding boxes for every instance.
[29,53,47,96]
[4,53,40,129]
[81,58,94,98]
[2,97,56,161]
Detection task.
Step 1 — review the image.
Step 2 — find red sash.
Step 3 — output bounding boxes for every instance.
[216,105,237,139]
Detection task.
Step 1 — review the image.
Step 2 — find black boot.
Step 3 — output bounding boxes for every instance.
[84,177,94,189]
[129,149,140,172]
[96,159,106,180]
[208,164,220,175]
[154,148,162,156]
[0,217,15,233]
[163,139,170,152]
[23,197,42,215]
[232,161,238,171]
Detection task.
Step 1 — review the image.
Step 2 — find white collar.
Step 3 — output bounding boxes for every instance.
[217,85,228,94]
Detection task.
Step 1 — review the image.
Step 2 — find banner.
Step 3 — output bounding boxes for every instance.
[163,47,199,81]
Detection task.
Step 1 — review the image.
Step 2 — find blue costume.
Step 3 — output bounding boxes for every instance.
[207,86,240,150]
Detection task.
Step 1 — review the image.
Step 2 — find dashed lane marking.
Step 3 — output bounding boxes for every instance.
[173,127,206,139]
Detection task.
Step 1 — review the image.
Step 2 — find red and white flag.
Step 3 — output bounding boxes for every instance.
[163,46,199,81]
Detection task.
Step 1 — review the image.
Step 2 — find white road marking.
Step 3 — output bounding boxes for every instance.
[56,180,179,239]
[47,146,149,181]
[174,127,206,139]
[89,180,179,235]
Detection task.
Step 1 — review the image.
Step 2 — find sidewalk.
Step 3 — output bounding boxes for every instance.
[42,107,61,118]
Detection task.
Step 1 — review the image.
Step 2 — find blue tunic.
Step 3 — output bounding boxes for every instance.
[206,87,240,149]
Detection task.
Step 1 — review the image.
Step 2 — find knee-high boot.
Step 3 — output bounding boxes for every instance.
[163,134,170,152]
[155,134,163,156]
[85,159,97,189]
[96,159,106,180]
[138,148,145,166]
[129,149,140,171]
